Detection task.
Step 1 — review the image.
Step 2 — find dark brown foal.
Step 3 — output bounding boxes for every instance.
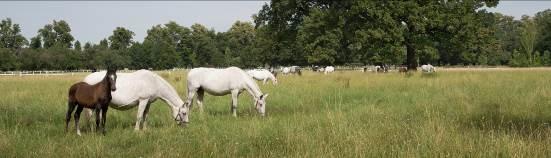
[66,69,117,135]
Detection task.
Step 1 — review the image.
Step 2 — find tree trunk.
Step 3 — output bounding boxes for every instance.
[406,42,417,71]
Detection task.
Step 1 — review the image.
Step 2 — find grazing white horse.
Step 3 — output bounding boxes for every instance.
[185,67,268,117]
[282,67,291,74]
[421,64,436,73]
[281,66,301,75]
[83,70,189,130]
[324,66,335,74]
[318,67,325,72]
[246,69,278,85]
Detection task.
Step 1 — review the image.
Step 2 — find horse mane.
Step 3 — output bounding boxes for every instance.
[146,71,184,106]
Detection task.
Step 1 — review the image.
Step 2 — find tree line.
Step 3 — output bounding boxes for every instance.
[1,0,551,71]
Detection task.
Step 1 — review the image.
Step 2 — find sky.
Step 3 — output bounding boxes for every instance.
[0,1,549,44]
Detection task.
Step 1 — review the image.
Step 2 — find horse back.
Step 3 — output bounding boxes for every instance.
[69,82,107,107]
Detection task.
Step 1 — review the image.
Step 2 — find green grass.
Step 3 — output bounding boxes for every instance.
[0,70,550,157]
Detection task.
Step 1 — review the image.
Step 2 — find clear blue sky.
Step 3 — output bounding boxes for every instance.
[0,1,549,44]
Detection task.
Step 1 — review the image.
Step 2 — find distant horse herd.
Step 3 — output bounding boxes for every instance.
[65,64,436,135]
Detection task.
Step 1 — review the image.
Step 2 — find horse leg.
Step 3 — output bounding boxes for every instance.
[101,106,108,135]
[231,90,239,117]
[95,105,101,133]
[65,101,76,132]
[135,99,149,131]
[185,89,197,109]
[84,109,93,131]
[74,106,84,136]
[196,88,204,112]
[142,103,151,130]
[263,78,267,85]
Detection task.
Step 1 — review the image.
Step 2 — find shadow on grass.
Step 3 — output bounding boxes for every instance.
[460,103,550,139]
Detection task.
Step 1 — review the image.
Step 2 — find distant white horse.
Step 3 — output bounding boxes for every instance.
[324,66,335,74]
[282,67,291,74]
[246,69,278,85]
[185,67,268,117]
[421,64,436,73]
[83,70,189,130]
[281,66,301,75]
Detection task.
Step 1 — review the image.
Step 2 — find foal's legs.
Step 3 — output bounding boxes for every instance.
[65,101,76,132]
[135,99,149,131]
[95,105,101,133]
[196,88,204,112]
[74,106,84,136]
[101,105,108,135]
[231,89,239,117]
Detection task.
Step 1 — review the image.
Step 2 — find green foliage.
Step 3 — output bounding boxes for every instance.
[509,49,529,67]
[7,2,551,71]
[520,16,537,65]
[0,18,28,49]
[99,39,109,49]
[29,36,41,49]
[534,9,551,53]
[83,42,91,51]
[225,21,258,67]
[109,27,135,50]
[255,0,498,69]
[0,48,18,70]
[74,40,82,52]
[189,23,219,67]
[37,20,74,48]
[542,50,551,66]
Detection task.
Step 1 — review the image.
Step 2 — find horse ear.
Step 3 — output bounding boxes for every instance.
[262,94,269,99]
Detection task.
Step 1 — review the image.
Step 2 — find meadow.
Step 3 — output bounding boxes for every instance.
[0,69,550,157]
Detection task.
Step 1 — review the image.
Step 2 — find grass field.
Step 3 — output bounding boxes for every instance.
[1,69,550,157]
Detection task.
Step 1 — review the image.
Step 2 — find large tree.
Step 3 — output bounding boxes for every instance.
[74,40,82,52]
[29,36,42,49]
[37,20,74,48]
[534,9,551,53]
[189,23,219,66]
[143,24,182,69]
[255,0,498,69]
[108,27,135,50]
[226,21,257,67]
[0,18,28,49]
[520,16,537,65]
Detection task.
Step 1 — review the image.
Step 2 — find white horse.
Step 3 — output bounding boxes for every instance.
[246,69,278,85]
[281,66,301,75]
[282,67,291,74]
[421,64,436,73]
[324,66,335,74]
[185,67,268,117]
[83,70,189,130]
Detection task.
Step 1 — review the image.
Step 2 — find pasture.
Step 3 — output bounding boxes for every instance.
[0,69,550,157]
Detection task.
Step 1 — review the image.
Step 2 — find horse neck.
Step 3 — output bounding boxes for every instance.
[97,76,112,98]
[244,79,263,99]
[155,77,184,115]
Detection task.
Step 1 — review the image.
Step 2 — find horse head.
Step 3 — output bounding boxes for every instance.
[175,105,189,126]
[255,94,269,116]
[106,69,118,91]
